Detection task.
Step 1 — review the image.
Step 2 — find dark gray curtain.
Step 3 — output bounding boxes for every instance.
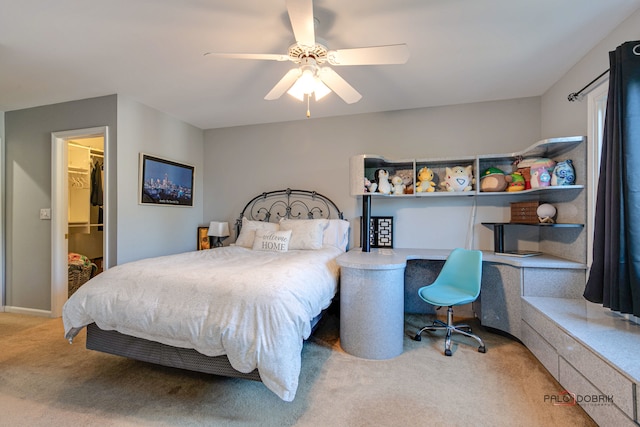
[584,41,640,316]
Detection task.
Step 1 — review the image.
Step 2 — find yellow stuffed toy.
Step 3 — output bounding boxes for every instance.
[416,167,436,192]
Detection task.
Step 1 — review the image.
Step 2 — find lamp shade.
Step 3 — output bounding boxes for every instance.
[287,74,331,101]
[207,221,230,237]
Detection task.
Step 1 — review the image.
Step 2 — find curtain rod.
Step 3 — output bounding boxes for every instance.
[567,69,609,101]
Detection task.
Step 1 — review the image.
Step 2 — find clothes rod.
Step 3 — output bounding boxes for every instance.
[567,69,609,101]
[68,142,104,154]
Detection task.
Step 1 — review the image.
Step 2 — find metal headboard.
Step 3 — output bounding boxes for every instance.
[236,188,344,236]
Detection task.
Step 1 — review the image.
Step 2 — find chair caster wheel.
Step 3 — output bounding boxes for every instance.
[445,349,452,356]
[412,334,422,341]
[478,346,486,353]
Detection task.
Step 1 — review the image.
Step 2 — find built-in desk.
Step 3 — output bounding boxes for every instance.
[336,248,587,360]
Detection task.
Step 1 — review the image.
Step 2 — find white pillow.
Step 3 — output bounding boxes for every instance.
[234,217,280,248]
[279,218,328,250]
[252,229,292,252]
[323,219,350,251]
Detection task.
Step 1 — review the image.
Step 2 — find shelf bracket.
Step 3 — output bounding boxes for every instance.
[493,224,505,253]
[361,195,371,252]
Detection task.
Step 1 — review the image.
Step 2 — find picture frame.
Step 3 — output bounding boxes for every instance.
[139,153,195,207]
[369,216,394,248]
[197,226,210,250]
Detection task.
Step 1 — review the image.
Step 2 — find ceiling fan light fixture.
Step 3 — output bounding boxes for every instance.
[297,68,316,93]
[205,0,409,110]
[286,78,307,101]
[287,65,331,102]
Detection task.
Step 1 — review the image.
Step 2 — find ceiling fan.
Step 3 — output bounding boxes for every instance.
[204,0,409,115]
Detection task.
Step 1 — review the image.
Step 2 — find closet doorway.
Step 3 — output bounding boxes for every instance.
[51,126,108,317]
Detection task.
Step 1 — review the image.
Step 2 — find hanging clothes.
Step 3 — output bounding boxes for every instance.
[91,159,103,206]
[91,159,104,231]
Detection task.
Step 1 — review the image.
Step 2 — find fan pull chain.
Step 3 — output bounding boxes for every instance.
[306,94,311,118]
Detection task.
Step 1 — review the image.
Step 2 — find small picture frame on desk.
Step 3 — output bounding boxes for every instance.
[370,216,394,248]
[197,226,210,250]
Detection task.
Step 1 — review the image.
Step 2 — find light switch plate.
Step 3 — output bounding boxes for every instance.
[40,208,51,220]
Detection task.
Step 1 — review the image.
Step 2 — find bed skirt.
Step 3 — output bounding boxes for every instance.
[85,311,325,382]
[86,323,262,381]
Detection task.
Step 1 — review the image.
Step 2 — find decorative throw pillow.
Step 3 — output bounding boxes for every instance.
[279,219,329,250]
[234,217,280,248]
[252,229,292,252]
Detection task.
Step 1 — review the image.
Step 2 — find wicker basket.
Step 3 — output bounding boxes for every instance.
[510,201,540,224]
[68,262,97,297]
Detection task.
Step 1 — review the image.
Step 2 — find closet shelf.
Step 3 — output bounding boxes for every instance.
[69,167,89,174]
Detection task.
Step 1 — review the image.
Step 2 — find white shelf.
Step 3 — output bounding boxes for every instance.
[478,184,584,196]
[351,136,585,198]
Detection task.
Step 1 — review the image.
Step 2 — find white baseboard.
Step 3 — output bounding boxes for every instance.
[4,306,53,317]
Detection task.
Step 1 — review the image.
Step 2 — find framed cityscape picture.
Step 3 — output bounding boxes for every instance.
[139,153,194,207]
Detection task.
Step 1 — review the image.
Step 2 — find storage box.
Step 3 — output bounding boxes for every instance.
[510,201,540,224]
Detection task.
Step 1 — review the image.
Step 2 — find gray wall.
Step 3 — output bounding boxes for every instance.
[4,95,204,312]
[115,96,204,264]
[203,97,542,252]
[541,9,640,138]
[5,96,118,311]
[0,112,5,308]
[538,8,640,264]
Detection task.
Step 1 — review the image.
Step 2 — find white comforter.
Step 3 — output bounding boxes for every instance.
[63,245,341,401]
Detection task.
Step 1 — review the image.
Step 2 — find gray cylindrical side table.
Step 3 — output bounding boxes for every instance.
[339,266,405,359]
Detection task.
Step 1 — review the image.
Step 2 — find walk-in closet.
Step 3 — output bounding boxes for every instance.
[67,137,104,295]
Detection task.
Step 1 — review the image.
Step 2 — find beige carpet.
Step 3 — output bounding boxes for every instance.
[0,311,596,427]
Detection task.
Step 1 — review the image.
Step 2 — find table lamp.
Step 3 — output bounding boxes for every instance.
[207,221,230,247]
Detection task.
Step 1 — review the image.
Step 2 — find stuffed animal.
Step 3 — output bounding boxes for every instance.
[374,169,392,194]
[505,171,526,192]
[416,167,436,193]
[480,167,508,192]
[530,166,552,188]
[529,158,556,188]
[439,165,474,192]
[514,158,539,190]
[391,175,405,195]
[395,169,414,191]
[551,160,575,186]
[364,177,377,193]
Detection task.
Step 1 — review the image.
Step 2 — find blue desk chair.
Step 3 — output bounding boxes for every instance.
[412,248,486,356]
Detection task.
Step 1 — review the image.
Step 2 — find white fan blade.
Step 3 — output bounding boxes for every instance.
[327,44,410,66]
[265,68,302,100]
[286,0,315,48]
[204,52,290,62]
[318,67,362,104]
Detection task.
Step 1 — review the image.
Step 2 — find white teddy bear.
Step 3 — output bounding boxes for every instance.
[391,176,405,195]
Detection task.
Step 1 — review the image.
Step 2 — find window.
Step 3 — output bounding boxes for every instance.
[586,81,608,268]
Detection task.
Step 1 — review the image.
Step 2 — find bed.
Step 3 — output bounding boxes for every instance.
[63,188,348,402]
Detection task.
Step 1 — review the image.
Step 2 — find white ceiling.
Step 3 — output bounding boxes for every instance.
[2,0,639,130]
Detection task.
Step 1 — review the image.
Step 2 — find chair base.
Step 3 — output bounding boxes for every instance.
[412,306,486,356]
